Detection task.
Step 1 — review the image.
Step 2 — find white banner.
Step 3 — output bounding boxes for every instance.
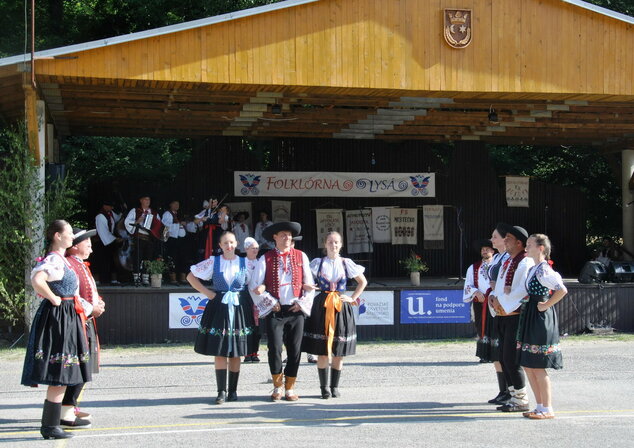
[271,200,291,222]
[345,209,373,254]
[234,171,435,197]
[169,292,209,329]
[315,209,344,248]
[506,176,530,207]
[391,208,418,245]
[226,202,252,228]
[353,291,394,326]
[371,207,394,243]
[423,205,444,249]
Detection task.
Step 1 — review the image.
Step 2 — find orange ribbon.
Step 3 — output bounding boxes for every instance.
[323,291,342,356]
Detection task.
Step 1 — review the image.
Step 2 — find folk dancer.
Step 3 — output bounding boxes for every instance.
[232,211,251,255]
[249,222,315,401]
[94,198,122,285]
[162,200,188,285]
[243,237,262,363]
[489,224,534,412]
[518,234,568,420]
[302,231,367,399]
[63,228,106,428]
[21,220,92,440]
[124,194,159,286]
[187,231,256,404]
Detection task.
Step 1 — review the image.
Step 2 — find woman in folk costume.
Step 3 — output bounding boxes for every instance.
[242,237,262,363]
[517,234,568,420]
[187,231,256,404]
[302,231,367,399]
[21,220,92,440]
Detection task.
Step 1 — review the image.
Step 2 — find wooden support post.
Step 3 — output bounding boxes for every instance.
[623,149,634,259]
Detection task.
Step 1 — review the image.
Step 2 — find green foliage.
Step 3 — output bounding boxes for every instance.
[44,175,85,228]
[488,144,621,238]
[0,280,26,328]
[399,251,430,273]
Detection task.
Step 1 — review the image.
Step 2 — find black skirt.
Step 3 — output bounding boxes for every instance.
[476,303,501,362]
[21,300,92,387]
[516,295,563,370]
[194,291,256,357]
[302,292,357,357]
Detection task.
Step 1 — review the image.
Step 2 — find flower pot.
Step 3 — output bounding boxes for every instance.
[150,274,162,288]
[410,271,421,286]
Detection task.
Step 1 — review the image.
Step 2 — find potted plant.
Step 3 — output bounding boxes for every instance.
[399,251,429,286]
[143,257,167,287]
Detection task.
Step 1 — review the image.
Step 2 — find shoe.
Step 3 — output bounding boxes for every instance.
[252,355,260,363]
[284,376,299,401]
[41,426,74,440]
[497,402,530,412]
[528,412,555,420]
[522,409,538,418]
[227,391,238,402]
[284,391,299,401]
[488,390,511,404]
[110,280,121,286]
[307,354,318,363]
[74,407,92,420]
[243,355,253,363]
[61,417,92,429]
[282,357,287,364]
[330,369,341,398]
[215,391,226,405]
[227,371,239,402]
[40,400,73,440]
[271,387,283,401]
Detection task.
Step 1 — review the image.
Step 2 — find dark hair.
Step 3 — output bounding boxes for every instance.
[45,219,70,252]
[530,233,552,260]
[218,230,236,242]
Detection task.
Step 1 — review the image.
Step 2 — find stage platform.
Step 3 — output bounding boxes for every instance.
[95,278,634,346]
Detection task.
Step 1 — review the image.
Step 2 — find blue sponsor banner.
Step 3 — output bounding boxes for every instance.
[400,289,470,324]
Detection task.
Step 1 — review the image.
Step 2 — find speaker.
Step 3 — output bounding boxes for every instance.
[608,261,634,283]
[578,261,607,284]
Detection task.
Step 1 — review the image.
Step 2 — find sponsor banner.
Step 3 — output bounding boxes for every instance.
[169,292,209,329]
[371,207,394,243]
[423,205,444,250]
[400,290,470,324]
[352,291,394,326]
[345,209,373,254]
[391,208,418,245]
[315,209,344,248]
[271,200,291,222]
[234,171,435,197]
[506,176,529,207]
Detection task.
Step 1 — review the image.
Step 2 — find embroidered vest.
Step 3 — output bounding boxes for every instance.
[66,255,97,304]
[211,256,247,292]
[263,249,303,299]
[473,260,482,290]
[504,251,526,287]
[317,257,350,292]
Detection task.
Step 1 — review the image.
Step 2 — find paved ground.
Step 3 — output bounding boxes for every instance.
[0,335,633,447]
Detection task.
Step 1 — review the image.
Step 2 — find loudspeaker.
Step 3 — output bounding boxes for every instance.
[608,261,634,283]
[578,261,607,284]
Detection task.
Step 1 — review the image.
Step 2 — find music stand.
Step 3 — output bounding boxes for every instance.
[358,207,386,286]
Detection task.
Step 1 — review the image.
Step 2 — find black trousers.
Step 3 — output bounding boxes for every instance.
[265,306,304,378]
[497,314,525,390]
[165,237,187,274]
[93,240,117,283]
[133,235,156,272]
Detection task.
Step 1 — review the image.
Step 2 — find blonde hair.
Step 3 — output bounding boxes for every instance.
[322,231,343,255]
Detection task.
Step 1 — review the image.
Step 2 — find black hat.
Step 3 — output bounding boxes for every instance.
[473,239,494,252]
[235,211,250,220]
[101,198,115,206]
[498,223,529,246]
[138,193,151,200]
[262,221,301,242]
[72,227,97,246]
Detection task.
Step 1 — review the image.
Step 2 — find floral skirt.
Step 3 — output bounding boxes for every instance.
[302,292,357,357]
[21,300,92,387]
[477,304,500,362]
[194,291,256,358]
[516,295,563,370]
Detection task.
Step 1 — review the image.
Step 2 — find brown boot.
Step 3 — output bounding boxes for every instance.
[271,373,283,401]
[284,376,299,401]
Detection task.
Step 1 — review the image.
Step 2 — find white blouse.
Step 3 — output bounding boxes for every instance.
[190,256,250,286]
[525,261,565,291]
[309,257,365,282]
[30,253,80,296]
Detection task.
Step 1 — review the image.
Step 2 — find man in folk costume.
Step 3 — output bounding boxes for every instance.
[124,194,159,286]
[250,222,315,401]
[94,198,122,285]
[162,200,188,285]
[463,239,496,362]
[63,228,105,428]
[489,224,534,412]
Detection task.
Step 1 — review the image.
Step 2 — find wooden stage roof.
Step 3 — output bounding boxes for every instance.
[1,0,633,148]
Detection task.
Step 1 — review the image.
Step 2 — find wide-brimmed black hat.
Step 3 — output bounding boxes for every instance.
[72,227,97,245]
[498,223,529,246]
[473,238,494,252]
[262,221,301,242]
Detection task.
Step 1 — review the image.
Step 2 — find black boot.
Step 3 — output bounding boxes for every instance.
[227,370,240,402]
[488,372,509,404]
[40,400,73,440]
[330,369,341,398]
[318,367,330,399]
[215,369,227,404]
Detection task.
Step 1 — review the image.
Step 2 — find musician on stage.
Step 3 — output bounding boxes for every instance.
[162,200,188,285]
[124,194,159,286]
[195,196,231,259]
[94,198,122,285]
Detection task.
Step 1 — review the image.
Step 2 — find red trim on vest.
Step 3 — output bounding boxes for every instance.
[473,260,482,290]
[263,248,303,299]
[504,251,526,287]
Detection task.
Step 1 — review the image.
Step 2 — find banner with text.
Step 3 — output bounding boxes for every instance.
[353,291,394,326]
[423,205,444,250]
[316,209,344,248]
[371,207,395,243]
[169,292,209,329]
[400,290,470,324]
[391,208,418,245]
[234,172,435,197]
[345,209,373,254]
[506,176,530,207]
[271,200,291,222]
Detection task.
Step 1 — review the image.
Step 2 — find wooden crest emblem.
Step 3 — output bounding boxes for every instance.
[443,9,472,49]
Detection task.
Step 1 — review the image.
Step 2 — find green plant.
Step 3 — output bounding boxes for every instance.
[399,251,429,273]
[143,257,169,275]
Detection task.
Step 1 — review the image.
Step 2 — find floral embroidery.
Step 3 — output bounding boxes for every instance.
[198,326,254,337]
[47,352,90,367]
[478,335,499,347]
[516,341,560,355]
[303,332,357,343]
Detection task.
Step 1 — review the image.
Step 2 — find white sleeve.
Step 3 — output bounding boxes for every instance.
[124,209,136,234]
[248,256,278,317]
[293,252,315,316]
[30,254,65,281]
[499,258,535,314]
[309,258,321,277]
[462,265,476,302]
[254,223,263,244]
[190,257,215,281]
[538,265,566,291]
[162,211,173,226]
[95,214,116,246]
[343,258,365,278]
